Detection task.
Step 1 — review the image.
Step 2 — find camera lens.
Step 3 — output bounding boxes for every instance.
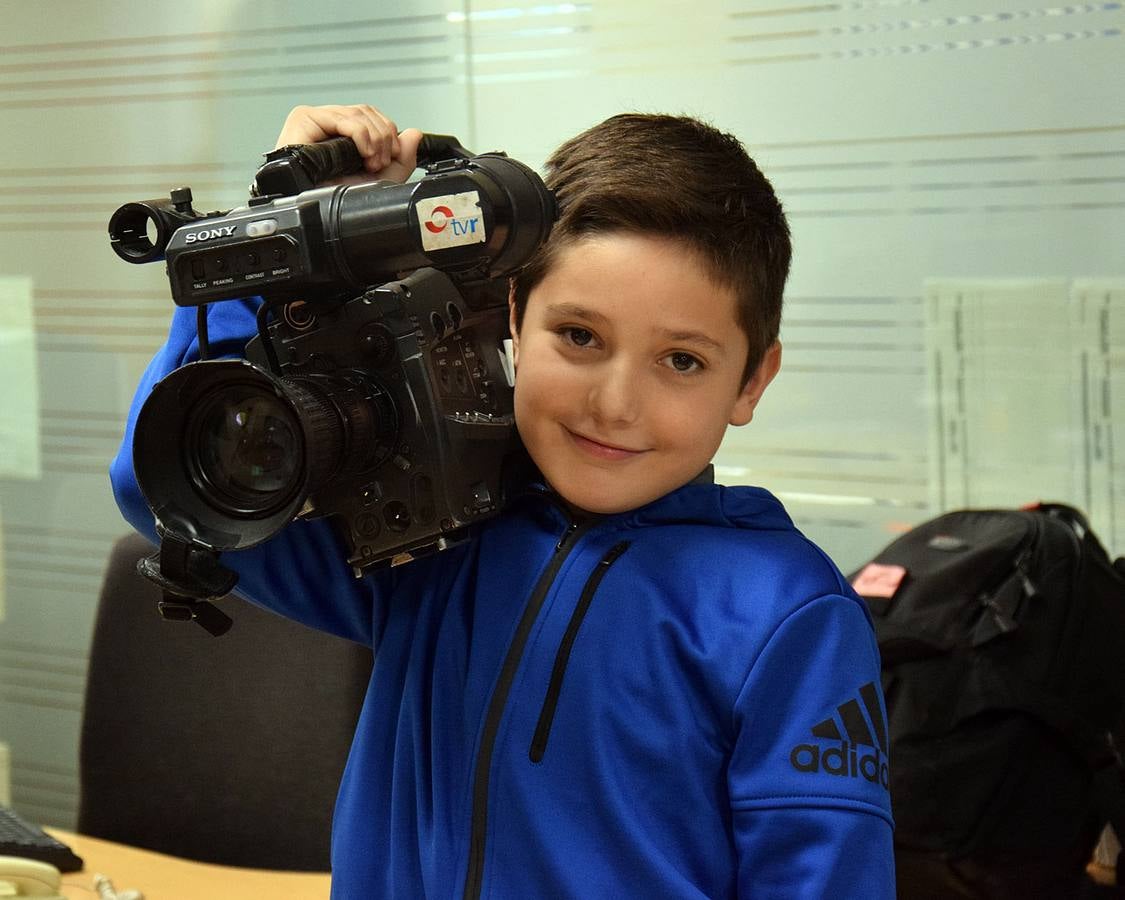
[189,386,303,515]
[134,358,398,551]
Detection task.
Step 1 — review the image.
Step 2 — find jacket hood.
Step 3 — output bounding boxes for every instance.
[621,477,794,533]
[514,459,794,536]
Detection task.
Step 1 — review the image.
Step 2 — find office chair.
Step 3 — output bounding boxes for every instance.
[78,532,373,871]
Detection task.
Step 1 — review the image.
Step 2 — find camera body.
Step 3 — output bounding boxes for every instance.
[270,274,515,573]
[133,270,519,575]
[112,152,551,307]
[261,273,517,573]
[111,138,554,631]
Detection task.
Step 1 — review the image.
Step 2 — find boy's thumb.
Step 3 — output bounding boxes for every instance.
[396,128,424,171]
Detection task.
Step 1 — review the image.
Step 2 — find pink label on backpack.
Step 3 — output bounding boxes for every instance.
[851,563,907,599]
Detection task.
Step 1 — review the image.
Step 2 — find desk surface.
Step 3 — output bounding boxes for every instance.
[48,830,331,900]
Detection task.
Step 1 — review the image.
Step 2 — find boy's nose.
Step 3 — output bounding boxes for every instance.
[587,363,640,426]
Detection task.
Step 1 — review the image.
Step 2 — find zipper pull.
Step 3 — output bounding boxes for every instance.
[1013,551,1039,600]
[556,522,580,552]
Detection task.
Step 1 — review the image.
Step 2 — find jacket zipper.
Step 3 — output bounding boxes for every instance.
[462,518,589,900]
[529,541,630,764]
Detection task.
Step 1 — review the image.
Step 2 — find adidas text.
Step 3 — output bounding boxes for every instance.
[789,741,890,791]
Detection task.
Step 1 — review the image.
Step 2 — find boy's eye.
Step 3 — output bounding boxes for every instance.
[665,352,703,373]
[562,327,594,347]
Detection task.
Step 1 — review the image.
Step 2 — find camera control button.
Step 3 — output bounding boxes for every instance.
[246,218,279,237]
[470,482,492,510]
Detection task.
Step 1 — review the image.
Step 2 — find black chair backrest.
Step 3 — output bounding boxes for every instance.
[78,532,372,870]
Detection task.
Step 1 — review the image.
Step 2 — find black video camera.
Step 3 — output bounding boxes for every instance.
[109,136,555,634]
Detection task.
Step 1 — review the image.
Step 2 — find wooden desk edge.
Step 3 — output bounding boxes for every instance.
[46,829,331,900]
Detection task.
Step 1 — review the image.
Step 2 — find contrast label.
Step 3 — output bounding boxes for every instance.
[416,191,485,251]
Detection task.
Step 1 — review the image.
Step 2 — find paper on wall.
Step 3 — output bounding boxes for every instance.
[0,276,41,480]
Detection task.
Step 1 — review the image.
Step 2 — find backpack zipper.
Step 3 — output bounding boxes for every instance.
[972,516,1040,642]
[1040,508,1087,683]
[980,542,1036,634]
[529,541,631,764]
[462,518,589,900]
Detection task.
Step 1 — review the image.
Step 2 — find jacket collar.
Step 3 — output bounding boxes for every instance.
[513,456,791,535]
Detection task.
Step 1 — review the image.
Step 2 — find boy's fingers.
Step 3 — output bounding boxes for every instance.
[274,104,420,183]
[351,104,398,169]
[354,107,400,173]
[368,129,423,185]
[332,106,390,164]
[275,104,398,169]
[275,104,352,148]
[396,128,424,172]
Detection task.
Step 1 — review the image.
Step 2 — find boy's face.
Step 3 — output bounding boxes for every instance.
[509,233,781,515]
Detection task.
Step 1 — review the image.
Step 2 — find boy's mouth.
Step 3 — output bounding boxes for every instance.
[565,428,646,461]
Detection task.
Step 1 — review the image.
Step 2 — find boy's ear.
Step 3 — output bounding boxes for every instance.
[729,341,782,427]
[507,281,520,368]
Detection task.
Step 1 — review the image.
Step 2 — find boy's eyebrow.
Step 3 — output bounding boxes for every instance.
[545,303,726,353]
[655,327,725,353]
[543,302,610,325]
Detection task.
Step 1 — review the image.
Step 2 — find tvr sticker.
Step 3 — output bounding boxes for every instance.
[416,192,486,251]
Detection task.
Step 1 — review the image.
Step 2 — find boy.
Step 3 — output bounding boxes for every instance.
[110,104,895,897]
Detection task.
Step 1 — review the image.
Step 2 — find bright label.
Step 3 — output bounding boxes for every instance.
[416,191,486,251]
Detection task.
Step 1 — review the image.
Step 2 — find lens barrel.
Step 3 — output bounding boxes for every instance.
[134,359,396,550]
[188,383,306,516]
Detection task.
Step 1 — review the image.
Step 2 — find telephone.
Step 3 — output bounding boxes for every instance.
[0,856,64,899]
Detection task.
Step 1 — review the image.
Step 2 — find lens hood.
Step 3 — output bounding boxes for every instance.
[134,359,315,550]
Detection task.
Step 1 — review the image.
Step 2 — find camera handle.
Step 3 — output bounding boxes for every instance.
[137,533,238,636]
[254,133,474,197]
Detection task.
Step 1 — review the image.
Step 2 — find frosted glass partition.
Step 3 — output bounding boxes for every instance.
[0,0,1121,826]
[1072,280,1125,551]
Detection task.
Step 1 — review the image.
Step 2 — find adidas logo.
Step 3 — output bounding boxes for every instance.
[789,681,890,791]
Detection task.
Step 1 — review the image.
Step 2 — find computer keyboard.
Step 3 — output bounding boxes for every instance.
[0,804,84,872]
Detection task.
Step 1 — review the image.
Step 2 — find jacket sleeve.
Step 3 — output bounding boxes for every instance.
[727,592,896,898]
[109,299,389,646]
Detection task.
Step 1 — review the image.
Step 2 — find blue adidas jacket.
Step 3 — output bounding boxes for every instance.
[110,299,895,898]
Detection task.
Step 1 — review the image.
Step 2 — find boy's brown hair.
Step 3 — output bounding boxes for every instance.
[509,113,791,383]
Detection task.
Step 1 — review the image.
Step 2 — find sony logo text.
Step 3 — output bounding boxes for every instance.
[185,225,238,244]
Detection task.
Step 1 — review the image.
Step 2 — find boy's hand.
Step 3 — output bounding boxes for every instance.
[274,104,424,184]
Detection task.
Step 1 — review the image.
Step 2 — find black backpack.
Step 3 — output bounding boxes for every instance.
[849,503,1125,899]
